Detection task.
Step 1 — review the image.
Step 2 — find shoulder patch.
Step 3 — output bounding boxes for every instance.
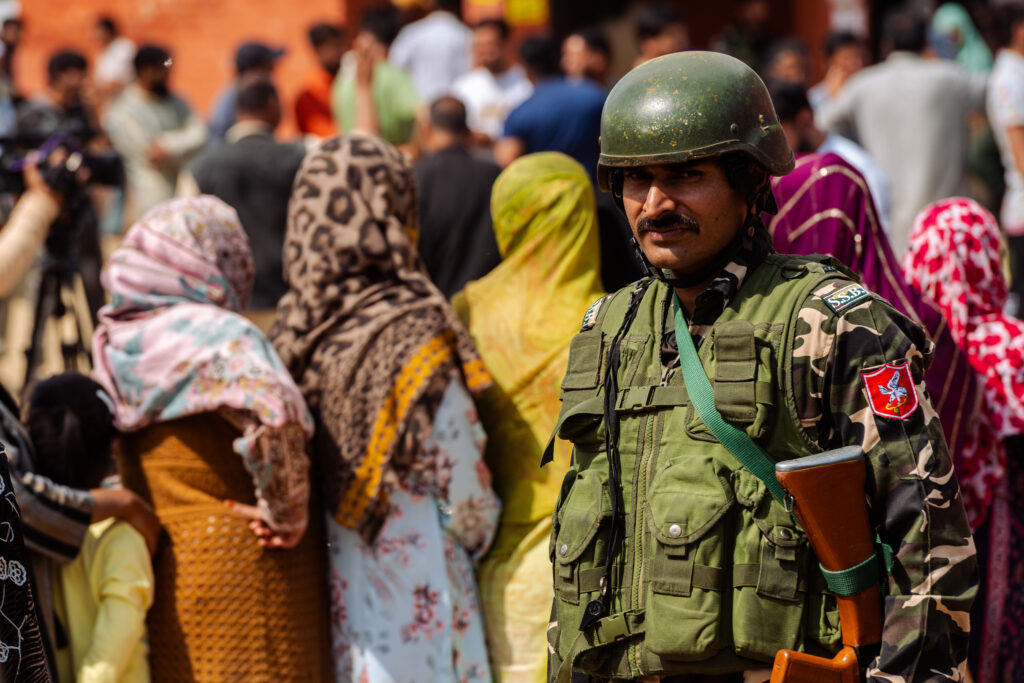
[861,362,919,420]
[821,282,871,314]
[581,296,607,331]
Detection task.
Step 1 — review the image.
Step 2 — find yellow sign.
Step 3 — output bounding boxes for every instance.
[505,0,548,26]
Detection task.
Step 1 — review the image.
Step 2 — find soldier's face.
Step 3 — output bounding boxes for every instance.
[621,159,749,276]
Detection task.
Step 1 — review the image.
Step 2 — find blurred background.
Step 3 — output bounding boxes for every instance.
[0,0,1009,394]
[1,0,884,138]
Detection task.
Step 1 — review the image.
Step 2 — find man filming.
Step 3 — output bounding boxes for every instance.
[16,50,96,141]
[13,49,115,321]
[0,138,101,295]
[0,151,70,297]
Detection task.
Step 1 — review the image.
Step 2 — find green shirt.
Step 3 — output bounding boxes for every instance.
[331,62,420,146]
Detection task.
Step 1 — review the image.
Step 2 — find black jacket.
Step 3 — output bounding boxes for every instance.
[414,145,502,298]
[191,130,305,309]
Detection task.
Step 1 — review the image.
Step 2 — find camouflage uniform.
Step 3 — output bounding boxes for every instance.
[560,49,975,682]
[643,227,975,681]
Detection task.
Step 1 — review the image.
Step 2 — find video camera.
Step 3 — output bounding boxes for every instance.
[2,109,123,385]
[0,132,123,196]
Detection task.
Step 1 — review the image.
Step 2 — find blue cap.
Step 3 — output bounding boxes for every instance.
[235,42,285,73]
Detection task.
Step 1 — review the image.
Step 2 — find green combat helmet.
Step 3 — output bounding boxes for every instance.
[596,50,794,194]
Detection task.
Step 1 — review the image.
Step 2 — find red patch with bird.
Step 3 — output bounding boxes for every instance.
[861,362,919,420]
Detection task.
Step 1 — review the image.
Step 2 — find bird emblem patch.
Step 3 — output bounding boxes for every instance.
[861,362,919,420]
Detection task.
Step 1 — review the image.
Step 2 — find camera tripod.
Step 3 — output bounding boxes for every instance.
[22,252,93,388]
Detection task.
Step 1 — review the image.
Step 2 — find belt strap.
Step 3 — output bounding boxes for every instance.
[580,565,726,593]
[820,552,881,597]
[616,384,688,410]
[555,611,646,683]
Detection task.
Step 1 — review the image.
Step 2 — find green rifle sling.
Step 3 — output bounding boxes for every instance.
[672,292,885,597]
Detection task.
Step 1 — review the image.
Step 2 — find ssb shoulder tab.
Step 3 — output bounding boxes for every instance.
[821,282,872,314]
[581,295,609,331]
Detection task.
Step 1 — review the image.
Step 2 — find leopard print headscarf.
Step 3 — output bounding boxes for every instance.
[270,133,490,543]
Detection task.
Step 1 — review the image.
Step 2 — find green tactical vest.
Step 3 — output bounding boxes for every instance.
[545,254,855,681]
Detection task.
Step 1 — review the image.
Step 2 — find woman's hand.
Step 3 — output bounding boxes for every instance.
[223,499,304,549]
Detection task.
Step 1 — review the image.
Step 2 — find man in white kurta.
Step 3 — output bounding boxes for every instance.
[103,45,207,225]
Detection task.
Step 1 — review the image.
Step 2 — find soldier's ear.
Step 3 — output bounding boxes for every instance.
[746,163,772,216]
[747,162,770,193]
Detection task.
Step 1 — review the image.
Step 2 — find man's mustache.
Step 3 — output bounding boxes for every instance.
[636,213,700,233]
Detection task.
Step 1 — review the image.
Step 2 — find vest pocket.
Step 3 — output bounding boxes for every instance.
[804,591,842,652]
[684,322,781,444]
[643,464,734,660]
[731,484,809,660]
[551,467,611,655]
[561,332,604,391]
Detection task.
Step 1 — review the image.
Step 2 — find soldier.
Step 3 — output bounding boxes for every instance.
[544,51,975,682]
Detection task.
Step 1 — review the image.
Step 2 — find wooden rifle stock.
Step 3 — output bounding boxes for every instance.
[769,447,883,683]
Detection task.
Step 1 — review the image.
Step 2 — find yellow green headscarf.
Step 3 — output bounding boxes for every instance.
[455,151,605,524]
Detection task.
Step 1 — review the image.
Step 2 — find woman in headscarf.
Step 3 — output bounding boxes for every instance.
[270,133,500,683]
[930,4,1003,218]
[452,152,605,682]
[92,196,331,681]
[931,3,993,74]
[904,198,1021,683]
[767,153,992,524]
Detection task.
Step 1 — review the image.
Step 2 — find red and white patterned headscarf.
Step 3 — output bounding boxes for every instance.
[904,198,1022,523]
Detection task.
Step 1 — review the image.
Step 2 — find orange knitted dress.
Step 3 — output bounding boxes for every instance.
[119,412,331,682]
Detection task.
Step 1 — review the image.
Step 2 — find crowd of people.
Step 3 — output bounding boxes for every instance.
[0,0,1022,682]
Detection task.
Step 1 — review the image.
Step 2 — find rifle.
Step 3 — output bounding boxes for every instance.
[770,446,883,683]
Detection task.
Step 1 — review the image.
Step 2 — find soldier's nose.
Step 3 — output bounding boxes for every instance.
[643,183,675,217]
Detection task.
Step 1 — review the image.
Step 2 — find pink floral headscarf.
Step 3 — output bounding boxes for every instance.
[92,196,314,533]
[904,198,1019,524]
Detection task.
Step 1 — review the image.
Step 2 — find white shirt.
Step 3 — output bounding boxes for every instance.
[103,84,208,224]
[989,49,1024,235]
[94,37,136,89]
[450,65,533,140]
[819,132,893,232]
[389,11,470,103]
[818,52,987,254]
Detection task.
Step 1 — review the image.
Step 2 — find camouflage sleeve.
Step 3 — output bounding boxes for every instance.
[791,280,977,683]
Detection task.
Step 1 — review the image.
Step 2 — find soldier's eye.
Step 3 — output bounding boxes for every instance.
[672,169,702,181]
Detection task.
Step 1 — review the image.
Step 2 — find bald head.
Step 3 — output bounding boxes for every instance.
[425,96,470,152]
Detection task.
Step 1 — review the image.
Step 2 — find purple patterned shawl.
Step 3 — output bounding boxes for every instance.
[766,152,981,474]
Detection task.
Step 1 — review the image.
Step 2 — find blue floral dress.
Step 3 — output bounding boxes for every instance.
[326,380,500,682]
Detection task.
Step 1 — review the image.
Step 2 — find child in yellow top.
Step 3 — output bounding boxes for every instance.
[26,373,154,683]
